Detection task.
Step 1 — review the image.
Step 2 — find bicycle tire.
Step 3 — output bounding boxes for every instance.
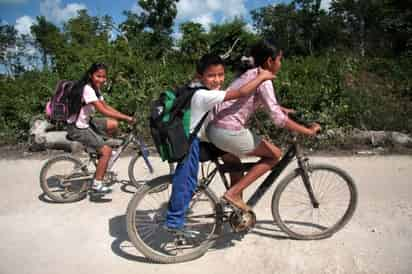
[39,155,90,203]
[272,164,358,240]
[128,153,170,189]
[126,175,222,263]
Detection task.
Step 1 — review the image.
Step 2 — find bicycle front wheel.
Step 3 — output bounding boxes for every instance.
[39,155,91,203]
[128,154,172,189]
[126,175,221,263]
[272,164,358,240]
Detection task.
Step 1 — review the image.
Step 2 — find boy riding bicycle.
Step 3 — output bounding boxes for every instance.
[164,53,276,233]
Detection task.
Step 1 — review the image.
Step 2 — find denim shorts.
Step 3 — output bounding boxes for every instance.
[66,118,107,150]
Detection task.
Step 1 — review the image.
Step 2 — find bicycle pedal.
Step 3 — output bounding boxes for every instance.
[88,189,112,196]
[88,191,106,197]
[221,201,244,213]
[163,225,200,239]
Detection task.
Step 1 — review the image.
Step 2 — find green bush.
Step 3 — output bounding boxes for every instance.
[0,53,410,145]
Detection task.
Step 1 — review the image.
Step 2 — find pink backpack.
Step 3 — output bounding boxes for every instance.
[45,80,75,123]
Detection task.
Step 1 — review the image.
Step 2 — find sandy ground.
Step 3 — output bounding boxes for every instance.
[0,154,412,274]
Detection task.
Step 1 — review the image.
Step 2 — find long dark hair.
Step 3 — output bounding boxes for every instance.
[68,63,107,116]
[238,40,280,74]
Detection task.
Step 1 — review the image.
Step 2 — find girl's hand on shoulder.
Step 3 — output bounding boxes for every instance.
[257,68,275,81]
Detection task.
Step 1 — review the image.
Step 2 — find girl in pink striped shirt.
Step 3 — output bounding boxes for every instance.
[206,40,320,212]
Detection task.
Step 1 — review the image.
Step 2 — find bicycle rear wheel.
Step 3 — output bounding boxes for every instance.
[272,164,357,240]
[39,155,91,203]
[126,175,221,263]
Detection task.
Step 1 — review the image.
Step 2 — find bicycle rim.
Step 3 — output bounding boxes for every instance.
[126,175,220,263]
[272,164,357,240]
[40,155,90,203]
[128,154,171,189]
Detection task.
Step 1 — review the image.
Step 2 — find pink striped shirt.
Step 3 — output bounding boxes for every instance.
[211,68,288,131]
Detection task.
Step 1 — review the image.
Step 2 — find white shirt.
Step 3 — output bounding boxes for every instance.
[190,89,226,140]
[67,84,104,128]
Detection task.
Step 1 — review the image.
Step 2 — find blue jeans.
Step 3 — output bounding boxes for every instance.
[165,137,200,229]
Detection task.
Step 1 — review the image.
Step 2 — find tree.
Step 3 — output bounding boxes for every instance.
[208,18,258,67]
[252,3,299,55]
[120,10,152,55]
[0,23,17,76]
[57,10,113,76]
[64,10,99,45]
[293,0,323,55]
[178,22,208,63]
[380,0,412,55]
[0,23,36,76]
[330,0,386,56]
[31,16,64,70]
[120,0,179,58]
[252,1,337,56]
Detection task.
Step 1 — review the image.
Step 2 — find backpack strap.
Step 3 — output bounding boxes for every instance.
[169,83,207,120]
[177,110,209,163]
[169,88,195,119]
[188,111,209,144]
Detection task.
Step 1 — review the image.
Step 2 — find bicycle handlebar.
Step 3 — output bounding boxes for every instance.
[288,112,317,128]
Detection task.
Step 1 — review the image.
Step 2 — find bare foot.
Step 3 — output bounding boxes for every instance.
[223,192,251,212]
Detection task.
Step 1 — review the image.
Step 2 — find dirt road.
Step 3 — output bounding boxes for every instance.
[0,155,411,274]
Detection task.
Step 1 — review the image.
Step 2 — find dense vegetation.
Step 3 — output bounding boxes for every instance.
[0,0,411,145]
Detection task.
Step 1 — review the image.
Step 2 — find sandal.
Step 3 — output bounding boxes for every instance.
[222,194,252,212]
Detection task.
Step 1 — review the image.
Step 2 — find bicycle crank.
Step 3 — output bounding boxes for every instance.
[229,210,256,233]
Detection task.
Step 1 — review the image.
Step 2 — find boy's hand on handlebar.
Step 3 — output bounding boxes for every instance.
[308,123,321,136]
[257,68,275,81]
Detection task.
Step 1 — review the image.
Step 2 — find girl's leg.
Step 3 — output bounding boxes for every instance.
[105,118,119,137]
[95,145,112,180]
[221,153,242,189]
[224,139,281,211]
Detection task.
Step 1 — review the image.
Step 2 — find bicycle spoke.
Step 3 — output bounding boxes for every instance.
[40,156,89,203]
[274,165,357,239]
[126,176,220,263]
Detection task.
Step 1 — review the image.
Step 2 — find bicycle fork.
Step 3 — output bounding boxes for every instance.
[297,157,320,208]
[137,137,154,174]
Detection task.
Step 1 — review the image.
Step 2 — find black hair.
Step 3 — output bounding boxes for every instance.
[251,40,279,67]
[238,40,280,74]
[196,53,225,75]
[68,63,107,116]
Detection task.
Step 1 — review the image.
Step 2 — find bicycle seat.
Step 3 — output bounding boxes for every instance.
[64,133,97,155]
[199,142,226,162]
[66,133,74,142]
[104,138,123,148]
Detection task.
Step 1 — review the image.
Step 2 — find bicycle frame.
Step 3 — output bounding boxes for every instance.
[201,135,320,208]
[75,125,153,177]
[106,130,152,172]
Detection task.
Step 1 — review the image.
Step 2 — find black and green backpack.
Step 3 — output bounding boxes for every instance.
[149,83,209,163]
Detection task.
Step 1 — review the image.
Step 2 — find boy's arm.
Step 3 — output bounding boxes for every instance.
[223,69,274,101]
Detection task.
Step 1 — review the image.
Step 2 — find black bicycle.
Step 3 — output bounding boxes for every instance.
[126,132,358,263]
[39,123,172,203]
